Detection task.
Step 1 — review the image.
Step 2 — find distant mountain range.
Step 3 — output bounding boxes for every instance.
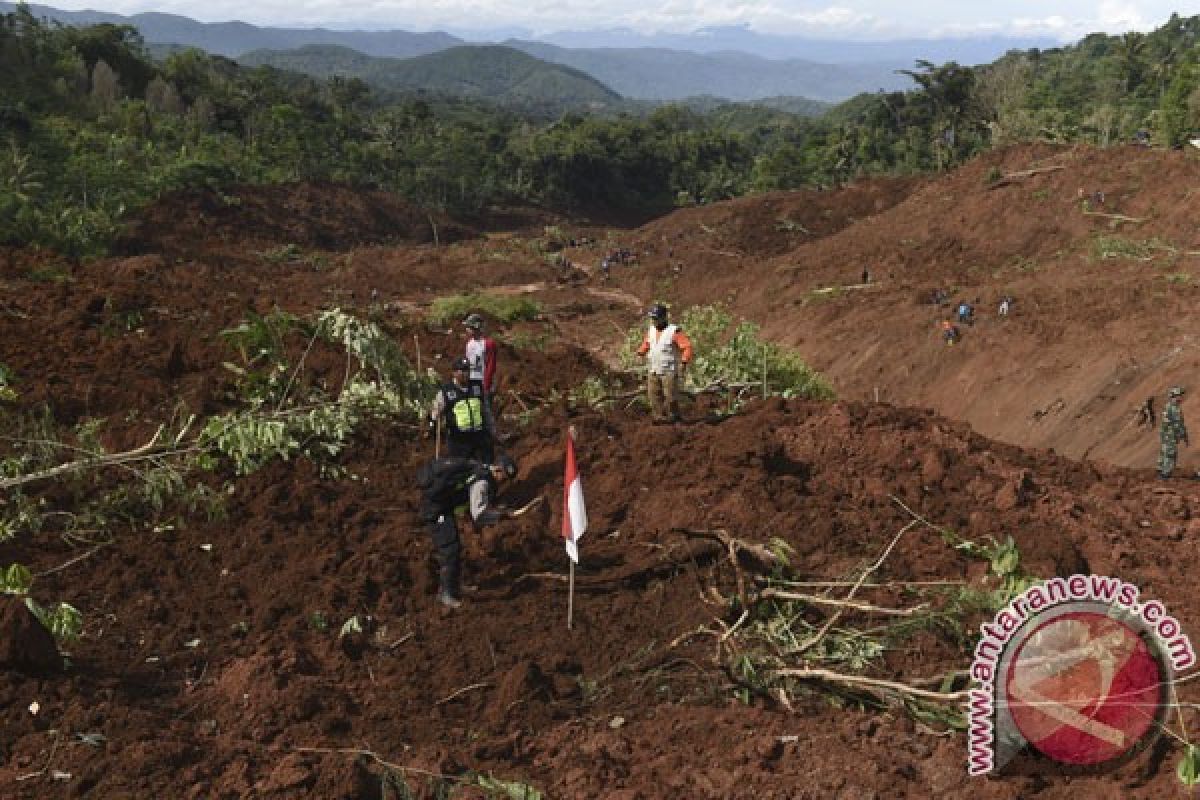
[0,3,459,58]
[483,25,1059,66]
[503,40,914,102]
[0,2,1054,104]
[239,44,623,112]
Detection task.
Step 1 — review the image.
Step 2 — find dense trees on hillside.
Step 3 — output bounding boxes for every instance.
[1,4,1198,257]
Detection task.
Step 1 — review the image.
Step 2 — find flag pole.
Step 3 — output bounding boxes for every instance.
[568,560,575,630]
[567,424,578,631]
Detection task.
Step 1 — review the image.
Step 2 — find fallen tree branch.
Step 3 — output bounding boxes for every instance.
[0,426,173,490]
[290,745,449,781]
[669,527,782,573]
[797,520,918,655]
[809,283,874,295]
[15,731,61,782]
[986,164,1065,188]
[766,579,965,590]
[510,537,723,593]
[434,682,492,706]
[759,588,929,616]
[774,668,968,703]
[1082,210,1145,223]
[34,543,112,578]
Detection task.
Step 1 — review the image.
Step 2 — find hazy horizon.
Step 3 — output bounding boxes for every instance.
[15,1,1194,42]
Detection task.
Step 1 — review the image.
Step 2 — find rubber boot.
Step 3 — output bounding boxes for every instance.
[438,565,462,609]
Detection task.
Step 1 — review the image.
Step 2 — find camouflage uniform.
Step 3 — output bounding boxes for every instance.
[1158,397,1188,478]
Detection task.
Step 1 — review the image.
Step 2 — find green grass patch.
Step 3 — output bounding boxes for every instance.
[1091,235,1161,262]
[428,293,541,326]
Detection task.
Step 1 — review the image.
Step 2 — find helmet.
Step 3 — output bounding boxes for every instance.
[647,303,668,321]
[492,454,517,479]
[452,357,471,371]
[463,313,484,331]
[1169,386,1185,398]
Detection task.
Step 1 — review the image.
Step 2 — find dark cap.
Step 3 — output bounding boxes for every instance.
[492,454,517,479]
[647,303,668,320]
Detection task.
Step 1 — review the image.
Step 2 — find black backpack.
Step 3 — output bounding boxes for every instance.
[416,457,478,520]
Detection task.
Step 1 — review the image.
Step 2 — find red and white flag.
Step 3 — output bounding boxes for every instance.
[562,428,588,563]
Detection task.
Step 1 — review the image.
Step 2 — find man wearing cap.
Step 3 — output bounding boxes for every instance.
[636,303,694,423]
[1159,386,1189,479]
[416,455,518,609]
[429,357,494,462]
[463,313,499,405]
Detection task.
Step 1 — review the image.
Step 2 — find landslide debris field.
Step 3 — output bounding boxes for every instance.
[2,142,1200,798]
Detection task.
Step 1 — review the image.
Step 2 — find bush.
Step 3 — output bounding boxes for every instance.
[622,304,834,402]
[428,293,541,327]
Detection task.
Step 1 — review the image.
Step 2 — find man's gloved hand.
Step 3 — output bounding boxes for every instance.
[422,420,434,439]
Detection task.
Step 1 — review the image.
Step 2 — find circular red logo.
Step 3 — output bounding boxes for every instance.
[1004,611,1165,765]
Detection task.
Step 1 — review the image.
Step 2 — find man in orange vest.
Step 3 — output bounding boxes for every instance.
[637,304,694,423]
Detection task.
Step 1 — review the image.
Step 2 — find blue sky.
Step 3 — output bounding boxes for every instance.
[37,0,1199,39]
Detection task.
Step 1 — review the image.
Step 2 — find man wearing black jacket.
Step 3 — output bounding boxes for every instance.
[417,455,517,609]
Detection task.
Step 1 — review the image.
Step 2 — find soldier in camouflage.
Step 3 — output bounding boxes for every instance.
[1158,386,1189,479]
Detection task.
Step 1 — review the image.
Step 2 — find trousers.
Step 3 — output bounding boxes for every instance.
[428,514,461,599]
[647,372,680,421]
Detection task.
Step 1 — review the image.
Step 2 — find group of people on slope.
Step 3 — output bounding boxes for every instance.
[937,294,1014,346]
[418,304,694,609]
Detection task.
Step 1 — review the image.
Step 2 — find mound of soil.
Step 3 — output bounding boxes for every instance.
[590,143,1200,468]
[2,159,1200,798]
[116,182,475,259]
[0,598,60,673]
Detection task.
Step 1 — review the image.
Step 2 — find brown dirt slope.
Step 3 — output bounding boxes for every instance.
[1,162,1199,798]
[606,143,1200,469]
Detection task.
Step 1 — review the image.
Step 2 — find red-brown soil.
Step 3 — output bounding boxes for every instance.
[2,146,1200,798]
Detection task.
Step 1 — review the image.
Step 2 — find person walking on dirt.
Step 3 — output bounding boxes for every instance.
[1136,396,1156,429]
[429,357,495,463]
[463,314,499,406]
[998,295,1013,317]
[1158,387,1189,479]
[416,455,518,609]
[956,301,974,325]
[940,319,960,346]
[637,304,694,423]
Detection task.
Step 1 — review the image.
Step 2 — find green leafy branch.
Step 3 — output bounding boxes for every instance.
[1,563,83,643]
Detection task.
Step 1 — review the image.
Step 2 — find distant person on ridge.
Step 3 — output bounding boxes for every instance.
[416,455,518,609]
[1159,387,1189,479]
[637,304,693,424]
[956,301,974,325]
[1136,396,1156,429]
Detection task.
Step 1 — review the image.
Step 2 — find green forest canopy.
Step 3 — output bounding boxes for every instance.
[1,4,1198,258]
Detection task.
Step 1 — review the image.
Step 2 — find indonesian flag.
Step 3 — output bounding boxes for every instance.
[562,428,588,563]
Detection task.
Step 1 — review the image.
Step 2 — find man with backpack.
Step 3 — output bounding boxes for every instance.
[428,357,494,462]
[417,455,518,609]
